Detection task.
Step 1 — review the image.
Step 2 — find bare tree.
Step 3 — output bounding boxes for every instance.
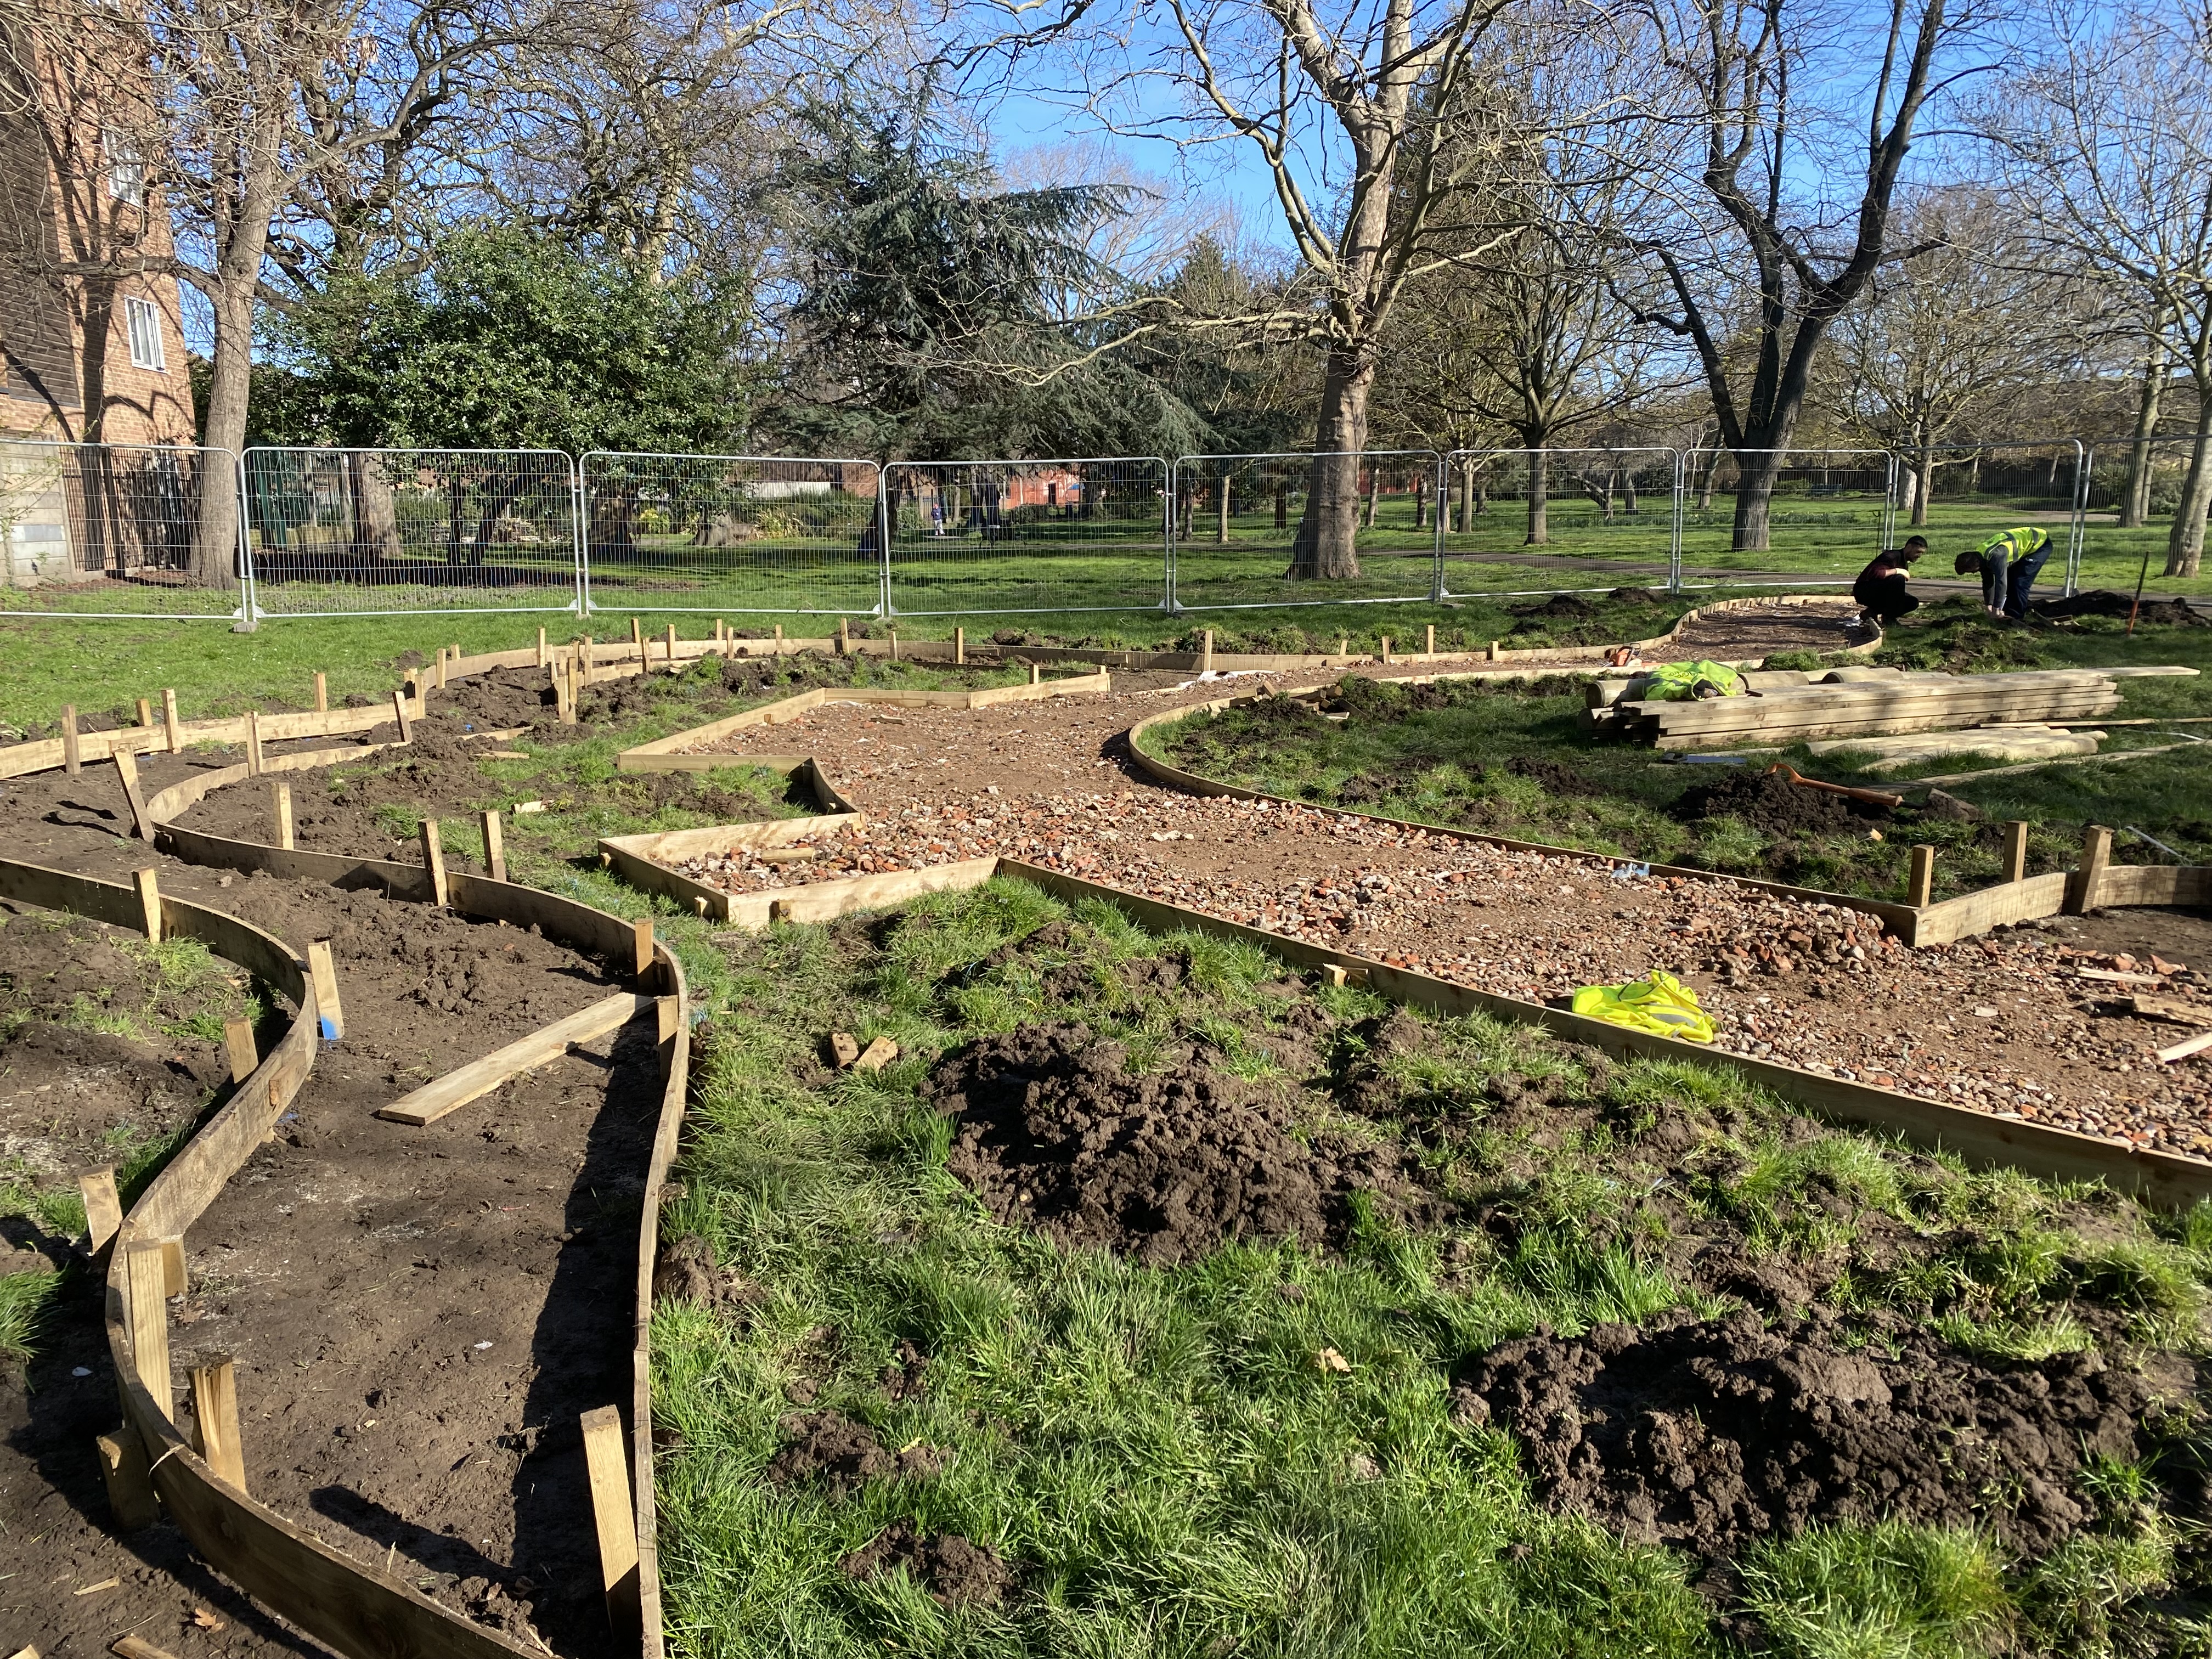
[1619,0,1978,552]
[1982,2,2212,575]
[1817,186,2084,524]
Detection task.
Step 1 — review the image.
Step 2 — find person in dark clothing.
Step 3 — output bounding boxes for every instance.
[1853,535,1925,626]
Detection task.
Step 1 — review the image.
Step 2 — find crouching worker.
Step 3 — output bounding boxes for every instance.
[1852,537,1925,627]
[1956,525,2051,620]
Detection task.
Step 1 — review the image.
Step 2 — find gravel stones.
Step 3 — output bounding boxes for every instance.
[1453,1310,2164,1559]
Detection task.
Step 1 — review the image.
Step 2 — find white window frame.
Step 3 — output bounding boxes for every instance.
[105,126,145,202]
[125,296,167,371]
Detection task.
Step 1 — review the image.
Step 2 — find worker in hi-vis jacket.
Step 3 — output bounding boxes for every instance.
[1955,526,2051,621]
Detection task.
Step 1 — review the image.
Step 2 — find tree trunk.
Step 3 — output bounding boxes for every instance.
[1623,471,1638,515]
[1911,448,1934,529]
[1896,466,1917,524]
[1695,459,1714,512]
[349,450,403,560]
[1524,449,1548,545]
[1413,473,1426,529]
[2165,396,2212,578]
[1457,460,1473,532]
[191,284,253,590]
[1288,349,1372,580]
[1730,452,1784,551]
[2124,333,2170,529]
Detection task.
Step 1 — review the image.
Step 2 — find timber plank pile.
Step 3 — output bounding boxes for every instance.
[1589,667,2125,750]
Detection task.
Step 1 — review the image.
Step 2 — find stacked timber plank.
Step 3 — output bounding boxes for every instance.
[1590,668,2123,751]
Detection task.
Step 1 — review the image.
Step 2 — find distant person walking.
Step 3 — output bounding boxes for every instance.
[1852,536,1926,627]
[1955,526,2051,620]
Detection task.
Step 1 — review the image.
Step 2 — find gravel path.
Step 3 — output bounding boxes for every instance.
[663,659,2208,1163]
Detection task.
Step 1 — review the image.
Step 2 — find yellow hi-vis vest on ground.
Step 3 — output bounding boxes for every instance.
[1569,971,1717,1043]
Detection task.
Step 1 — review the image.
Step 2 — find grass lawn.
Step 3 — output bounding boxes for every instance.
[1140,600,2212,906]
[648,877,2210,1656]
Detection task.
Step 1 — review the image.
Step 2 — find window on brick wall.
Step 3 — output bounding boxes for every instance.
[125,296,167,370]
[105,127,145,202]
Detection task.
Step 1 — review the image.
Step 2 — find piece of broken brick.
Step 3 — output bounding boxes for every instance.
[827,1032,860,1067]
[853,1036,900,1073]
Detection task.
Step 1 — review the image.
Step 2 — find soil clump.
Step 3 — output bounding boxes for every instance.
[924,1020,1432,1265]
[842,1520,1014,1607]
[2032,589,2209,627]
[1673,769,1890,836]
[1452,1310,2165,1559]
[769,1409,940,1496]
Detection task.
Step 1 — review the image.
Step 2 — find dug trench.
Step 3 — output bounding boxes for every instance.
[660,891,2212,1652]
[0,738,670,1657]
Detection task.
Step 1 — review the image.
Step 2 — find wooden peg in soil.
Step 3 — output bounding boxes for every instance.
[1906,844,1937,908]
[888,624,898,661]
[774,623,784,653]
[1425,624,1435,654]
[314,670,328,713]
[274,779,294,849]
[222,1018,258,1084]
[78,1166,122,1253]
[125,1240,172,1421]
[579,1404,640,1621]
[1336,635,1347,656]
[954,626,964,665]
[1200,630,1214,673]
[244,709,264,776]
[837,617,849,654]
[113,751,151,840]
[2002,820,2030,885]
[136,696,153,728]
[61,704,80,775]
[1380,635,1392,664]
[189,1356,247,1492]
[664,622,677,665]
[630,918,654,981]
[449,641,461,673]
[630,616,644,649]
[159,1237,186,1296]
[579,634,595,686]
[536,626,548,668]
[390,687,413,743]
[1488,640,1500,661]
[419,818,450,907]
[133,868,162,943]
[481,808,506,883]
[306,939,343,1040]
[2069,824,2113,915]
[657,995,681,1080]
[162,689,182,753]
[1029,660,1041,685]
[95,1429,158,1531]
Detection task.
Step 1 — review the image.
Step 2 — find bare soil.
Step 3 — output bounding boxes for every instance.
[840,1520,1013,1609]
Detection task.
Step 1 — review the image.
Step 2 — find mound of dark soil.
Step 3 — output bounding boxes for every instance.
[2033,589,2209,627]
[1674,769,1889,836]
[437,665,560,731]
[768,1410,939,1497]
[924,1020,1431,1266]
[1514,594,1601,622]
[842,1520,1014,1607]
[1453,1310,2160,1559]
[1504,756,1604,797]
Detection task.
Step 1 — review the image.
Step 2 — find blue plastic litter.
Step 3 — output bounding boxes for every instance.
[1610,862,1652,880]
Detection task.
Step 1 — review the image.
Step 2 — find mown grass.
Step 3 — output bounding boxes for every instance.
[652,879,2209,1657]
[1139,599,2212,904]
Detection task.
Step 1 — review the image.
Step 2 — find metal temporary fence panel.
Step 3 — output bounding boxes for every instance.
[2083,436,2212,602]
[241,447,582,617]
[1167,451,1442,611]
[582,454,885,617]
[1437,448,1682,599]
[1674,448,1898,591]
[1,439,246,618]
[1894,441,2087,599]
[883,458,1168,616]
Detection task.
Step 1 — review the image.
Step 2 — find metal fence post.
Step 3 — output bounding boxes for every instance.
[1165,459,1180,614]
[1668,449,1686,595]
[569,453,588,615]
[2066,441,2091,597]
[1429,452,1446,602]
[877,473,894,618]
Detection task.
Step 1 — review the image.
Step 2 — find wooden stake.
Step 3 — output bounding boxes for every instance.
[314,670,328,713]
[136,696,153,727]
[274,779,294,849]
[837,618,849,654]
[95,1430,158,1531]
[631,616,644,650]
[377,991,652,1125]
[656,994,680,1081]
[390,687,413,743]
[536,627,548,668]
[419,818,450,907]
[114,751,151,840]
[2002,820,2030,885]
[190,1357,246,1491]
[435,647,449,690]
[1380,635,1392,664]
[2157,1028,2212,1063]
[888,624,898,662]
[61,704,80,775]
[222,1018,258,1084]
[631,918,654,981]
[306,939,343,1040]
[159,1237,185,1297]
[1200,630,1214,673]
[1425,624,1435,654]
[2070,824,2113,915]
[1907,844,1937,907]
[556,663,577,725]
[133,867,162,942]
[580,635,595,686]
[774,623,784,653]
[955,625,965,665]
[664,622,677,666]
[125,1241,172,1422]
[1029,660,1041,685]
[244,709,264,776]
[1488,640,1500,661]
[481,809,506,883]
[161,689,181,753]
[579,1405,640,1621]
[78,1166,122,1253]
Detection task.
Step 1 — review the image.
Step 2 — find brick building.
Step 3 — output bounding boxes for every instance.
[2,17,200,586]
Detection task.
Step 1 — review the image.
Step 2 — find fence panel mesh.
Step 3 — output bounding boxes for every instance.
[1,439,244,617]
[1168,452,1441,610]
[582,454,884,617]
[882,458,1166,616]
[240,448,581,617]
[1437,448,1680,597]
[1672,448,1897,590]
[1895,441,2087,601]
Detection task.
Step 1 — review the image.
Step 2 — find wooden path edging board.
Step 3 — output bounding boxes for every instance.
[376,991,657,1124]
